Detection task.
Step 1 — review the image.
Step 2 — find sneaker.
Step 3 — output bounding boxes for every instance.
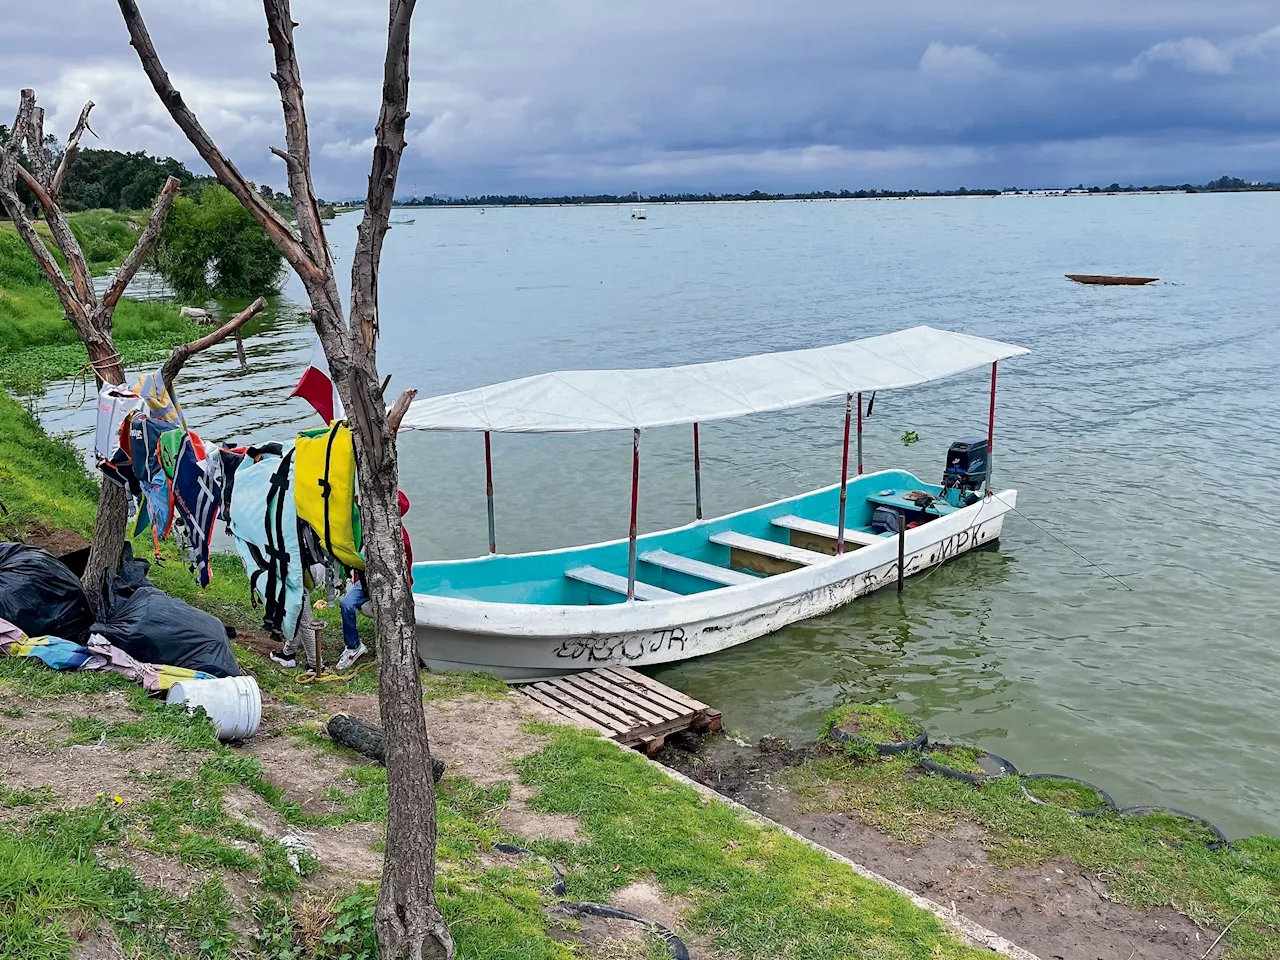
[269,649,297,668]
[336,643,368,672]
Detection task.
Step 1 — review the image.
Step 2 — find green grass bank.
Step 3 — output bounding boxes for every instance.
[0,211,205,393]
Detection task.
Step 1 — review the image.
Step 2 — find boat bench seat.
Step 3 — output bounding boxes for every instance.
[771,514,884,547]
[709,531,826,566]
[565,566,678,601]
[639,549,758,586]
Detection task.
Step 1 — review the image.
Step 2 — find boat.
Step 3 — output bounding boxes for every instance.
[1066,274,1157,285]
[631,207,647,220]
[390,218,416,225]
[401,325,1029,681]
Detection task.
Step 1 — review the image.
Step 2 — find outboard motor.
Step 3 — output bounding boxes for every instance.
[941,437,988,505]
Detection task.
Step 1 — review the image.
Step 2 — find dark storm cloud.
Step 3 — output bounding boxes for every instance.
[3,1,1279,195]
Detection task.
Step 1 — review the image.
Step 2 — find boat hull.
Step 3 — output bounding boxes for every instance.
[414,487,1015,681]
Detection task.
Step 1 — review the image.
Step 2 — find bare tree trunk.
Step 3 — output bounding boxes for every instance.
[117,2,454,956]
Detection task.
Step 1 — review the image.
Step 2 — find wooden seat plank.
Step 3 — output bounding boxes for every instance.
[565,565,678,601]
[639,549,758,586]
[709,530,827,573]
[771,515,883,547]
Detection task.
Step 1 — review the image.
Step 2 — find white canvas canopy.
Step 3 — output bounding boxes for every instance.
[402,325,1029,434]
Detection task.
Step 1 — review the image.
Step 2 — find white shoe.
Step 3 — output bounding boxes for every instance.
[336,643,368,671]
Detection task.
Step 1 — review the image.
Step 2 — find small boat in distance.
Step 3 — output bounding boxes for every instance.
[400,326,1029,680]
[390,218,416,225]
[1066,274,1158,285]
[632,207,647,220]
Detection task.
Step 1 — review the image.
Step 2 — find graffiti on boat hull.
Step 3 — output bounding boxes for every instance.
[553,626,688,663]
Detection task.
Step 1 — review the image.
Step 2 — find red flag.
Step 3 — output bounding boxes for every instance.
[290,340,344,423]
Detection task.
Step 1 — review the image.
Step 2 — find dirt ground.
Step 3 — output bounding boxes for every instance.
[657,733,1224,960]
[0,672,704,959]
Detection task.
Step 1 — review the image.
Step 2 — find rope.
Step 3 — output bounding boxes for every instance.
[293,661,374,685]
[985,491,1133,591]
[66,352,126,408]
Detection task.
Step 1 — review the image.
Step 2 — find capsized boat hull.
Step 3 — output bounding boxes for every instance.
[412,474,1015,681]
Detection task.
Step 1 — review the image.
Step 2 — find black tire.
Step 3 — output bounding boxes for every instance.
[328,713,445,782]
[1119,805,1231,851]
[1019,774,1116,816]
[560,903,690,960]
[829,726,928,756]
[920,746,1017,784]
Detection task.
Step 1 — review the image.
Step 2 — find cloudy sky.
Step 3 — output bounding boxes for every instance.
[4,1,1280,197]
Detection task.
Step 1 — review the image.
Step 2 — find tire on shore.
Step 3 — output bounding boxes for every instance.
[327,713,446,782]
[1019,773,1117,816]
[919,745,1017,784]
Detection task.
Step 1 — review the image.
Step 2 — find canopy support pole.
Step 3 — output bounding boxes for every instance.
[627,427,640,600]
[484,431,497,553]
[856,391,863,475]
[986,361,997,493]
[693,422,703,520]
[836,392,852,555]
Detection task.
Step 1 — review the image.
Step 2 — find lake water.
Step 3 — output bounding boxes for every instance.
[33,194,1280,838]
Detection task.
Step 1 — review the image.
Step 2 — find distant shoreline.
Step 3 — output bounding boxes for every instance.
[345,185,1273,212]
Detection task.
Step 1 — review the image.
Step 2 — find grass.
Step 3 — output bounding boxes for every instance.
[0,213,203,392]
[921,745,986,775]
[0,390,98,540]
[823,703,923,758]
[1021,776,1109,812]
[517,725,986,960]
[781,752,1280,959]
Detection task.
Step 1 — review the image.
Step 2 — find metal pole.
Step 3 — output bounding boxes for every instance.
[484,431,497,553]
[836,393,852,555]
[693,422,703,521]
[897,517,906,593]
[627,427,640,600]
[856,390,863,475]
[986,361,998,493]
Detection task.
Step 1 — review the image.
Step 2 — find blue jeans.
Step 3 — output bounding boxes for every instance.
[340,581,368,650]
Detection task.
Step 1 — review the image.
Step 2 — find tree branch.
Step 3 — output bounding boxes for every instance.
[349,0,417,353]
[115,0,324,283]
[101,175,180,314]
[161,296,267,397]
[12,90,95,305]
[51,101,96,199]
[262,0,330,270]
[385,387,417,435]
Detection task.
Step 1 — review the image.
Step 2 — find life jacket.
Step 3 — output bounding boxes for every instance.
[229,450,304,641]
[294,422,364,571]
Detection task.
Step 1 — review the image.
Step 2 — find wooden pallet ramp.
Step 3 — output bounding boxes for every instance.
[520,666,722,754]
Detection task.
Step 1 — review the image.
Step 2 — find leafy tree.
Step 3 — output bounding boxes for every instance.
[58,148,195,211]
[153,183,284,299]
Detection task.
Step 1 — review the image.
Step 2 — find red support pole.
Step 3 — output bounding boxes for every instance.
[627,427,640,600]
[836,392,853,555]
[986,361,997,493]
[484,431,496,553]
[693,422,703,520]
[856,390,863,475]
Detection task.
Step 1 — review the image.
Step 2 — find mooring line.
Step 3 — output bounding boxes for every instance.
[986,491,1133,591]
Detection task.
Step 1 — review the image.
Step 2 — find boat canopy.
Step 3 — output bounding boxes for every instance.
[401,325,1029,434]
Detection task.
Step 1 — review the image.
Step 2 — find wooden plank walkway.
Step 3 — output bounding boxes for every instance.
[519,666,722,754]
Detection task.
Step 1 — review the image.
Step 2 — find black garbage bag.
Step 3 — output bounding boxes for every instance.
[0,542,94,641]
[91,547,240,678]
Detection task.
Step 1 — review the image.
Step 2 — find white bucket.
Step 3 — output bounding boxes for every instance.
[166,676,262,741]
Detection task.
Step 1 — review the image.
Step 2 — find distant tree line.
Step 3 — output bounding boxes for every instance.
[399,175,1280,207]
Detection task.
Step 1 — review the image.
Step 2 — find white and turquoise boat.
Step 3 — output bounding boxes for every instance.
[401,326,1028,681]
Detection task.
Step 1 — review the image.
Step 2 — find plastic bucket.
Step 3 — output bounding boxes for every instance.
[166,676,262,741]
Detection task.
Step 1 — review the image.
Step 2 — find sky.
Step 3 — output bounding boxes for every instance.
[3,1,1280,198]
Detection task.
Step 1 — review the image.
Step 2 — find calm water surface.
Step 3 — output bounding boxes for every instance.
[34,194,1280,837]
